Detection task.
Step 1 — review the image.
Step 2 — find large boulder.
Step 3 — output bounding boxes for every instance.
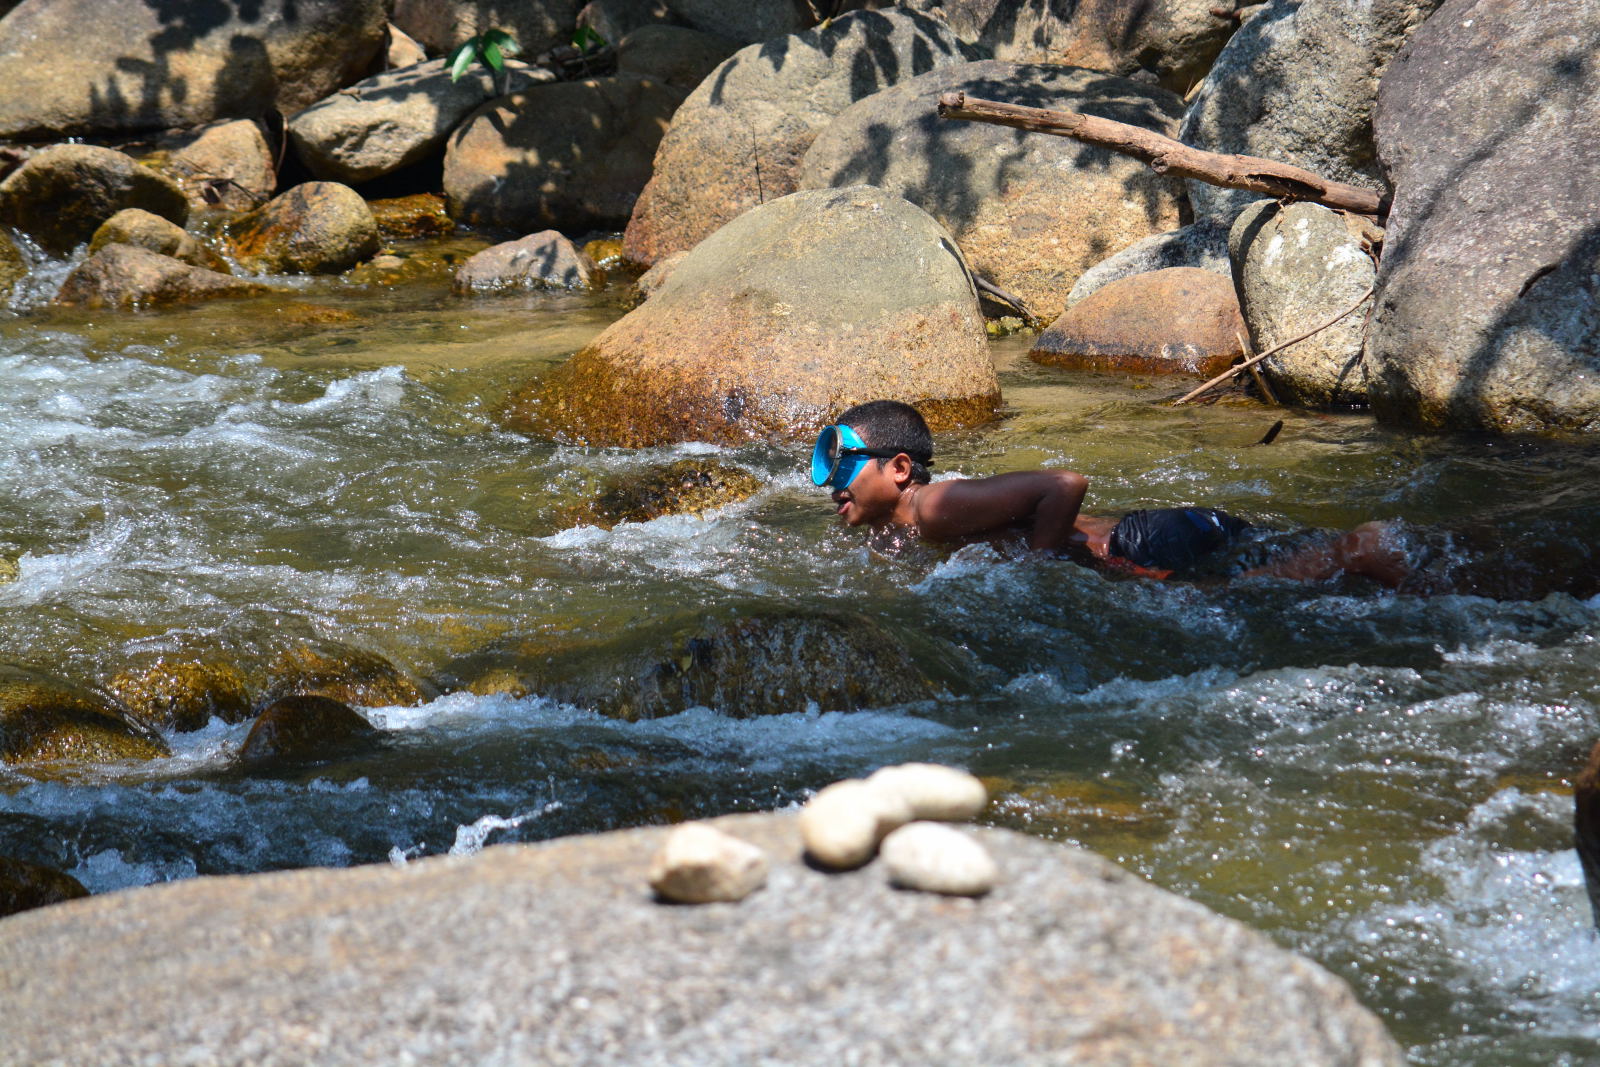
[444,74,684,232]
[621,8,977,266]
[288,58,557,185]
[452,231,601,293]
[224,182,379,275]
[1178,0,1445,223]
[1230,200,1378,408]
[1364,0,1600,432]
[905,0,1245,93]
[507,186,995,446]
[0,145,188,257]
[0,814,1406,1065]
[56,245,267,310]
[391,0,583,62]
[801,60,1187,323]
[615,24,741,90]
[1030,267,1245,378]
[140,120,279,214]
[0,664,169,765]
[1064,218,1232,308]
[0,0,388,139]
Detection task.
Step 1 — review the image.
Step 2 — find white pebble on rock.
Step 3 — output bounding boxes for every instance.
[648,822,768,904]
[798,778,912,869]
[881,822,999,897]
[868,763,988,821]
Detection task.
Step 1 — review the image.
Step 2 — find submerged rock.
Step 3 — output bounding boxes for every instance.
[368,194,455,242]
[1364,0,1600,432]
[262,640,433,709]
[288,58,557,185]
[801,60,1187,323]
[1031,267,1245,378]
[621,8,976,266]
[56,245,266,310]
[0,145,189,257]
[108,645,254,734]
[0,855,89,919]
[1230,200,1377,407]
[238,695,380,764]
[508,187,996,447]
[572,459,763,529]
[88,209,229,272]
[0,814,1407,1065]
[225,182,379,275]
[0,664,170,765]
[1576,739,1600,930]
[444,74,685,233]
[452,232,601,294]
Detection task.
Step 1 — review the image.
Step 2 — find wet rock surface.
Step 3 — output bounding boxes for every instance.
[261,640,433,709]
[452,231,601,294]
[801,60,1186,324]
[56,245,266,310]
[621,8,976,266]
[573,459,763,528]
[224,182,379,275]
[368,193,456,242]
[0,814,1405,1066]
[444,74,684,233]
[0,144,189,257]
[1364,0,1600,432]
[88,208,229,272]
[0,664,169,766]
[0,855,88,919]
[107,646,254,734]
[238,695,381,764]
[1230,200,1377,407]
[288,58,558,185]
[511,187,995,447]
[1032,267,1245,378]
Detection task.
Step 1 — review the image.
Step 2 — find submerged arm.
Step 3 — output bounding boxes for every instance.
[914,470,1089,552]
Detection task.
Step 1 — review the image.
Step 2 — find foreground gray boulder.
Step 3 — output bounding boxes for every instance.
[0,145,188,257]
[452,231,601,293]
[1231,201,1377,407]
[802,60,1186,323]
[0,814,1405,1065]
[1178,0,1444,223]
[507,186,995,446]
[621,8,976,265]
[0,0,388,139]
[1365,0,1600,432]
[289,58,557,185]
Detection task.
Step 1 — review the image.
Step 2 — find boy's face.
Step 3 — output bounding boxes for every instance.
[830,452,907,528]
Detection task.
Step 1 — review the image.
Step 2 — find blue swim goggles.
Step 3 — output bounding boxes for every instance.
[810,425,904,489]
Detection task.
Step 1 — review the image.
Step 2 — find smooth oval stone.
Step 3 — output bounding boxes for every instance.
[881,822,999,897]
[648,822,768,904]
[798,779,912,870]
[867,763,988,822]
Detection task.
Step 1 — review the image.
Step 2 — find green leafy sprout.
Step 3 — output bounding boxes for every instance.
[448,29,520,85]
[572,25,607,55]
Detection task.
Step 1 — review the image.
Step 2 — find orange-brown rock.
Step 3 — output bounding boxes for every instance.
[224,182,378,275]
[1030,267,1245,378]
[368,194,455,242]
[108,645,253,734]
[262,641,432,709]
[0,664,170,765]
[55,245,266,310]
[0,855,88,919]
[506,186,996,447]
[238,695,380,764]
[0,144,188,257]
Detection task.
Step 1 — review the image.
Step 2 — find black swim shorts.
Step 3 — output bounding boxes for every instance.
[1108,507,1253,572]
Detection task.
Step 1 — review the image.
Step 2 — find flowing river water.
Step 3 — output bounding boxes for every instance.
[2,244,1598,1064]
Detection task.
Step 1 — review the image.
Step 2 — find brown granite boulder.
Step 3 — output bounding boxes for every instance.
[615,24,740,90]
[0,856,88,919]
[0,664,170,765]
[141,119,279,214]
[107,644,254,734]
[55,245,267,310]
[621,8,976,266]
[0,0,387,140]
[238,695,381,764]
[506,186,996,447]
[0,144,188,257]
[1031,267,1245,377]
[801,60,1187,323]
[89,209,229,272]
[452,231,602,294]
[444,74,685,233]
[261,641,434,709]
[224,182,379,275]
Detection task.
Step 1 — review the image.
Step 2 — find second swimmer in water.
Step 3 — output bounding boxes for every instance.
[810,399,1413,587]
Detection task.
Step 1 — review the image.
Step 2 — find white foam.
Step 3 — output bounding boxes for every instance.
[447,801,564,857]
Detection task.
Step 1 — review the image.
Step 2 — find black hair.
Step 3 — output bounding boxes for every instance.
[837,399,934,485]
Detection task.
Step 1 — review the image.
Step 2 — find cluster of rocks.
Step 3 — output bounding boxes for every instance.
[1,0,1587,431]
[650,763,996,904]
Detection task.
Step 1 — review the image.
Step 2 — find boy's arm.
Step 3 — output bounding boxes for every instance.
[914,471,1089,552]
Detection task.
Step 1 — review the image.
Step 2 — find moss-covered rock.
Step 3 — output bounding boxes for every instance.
[238,695,380,764]
[0,664,170,765]
[262,641,433,708]
[107,645,253,734]
[368,193,454,242]
[224,182,379,275]
[0,855,89,919]
[569,459,763,529]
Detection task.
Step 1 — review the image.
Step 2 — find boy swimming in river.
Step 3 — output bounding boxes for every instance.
[811,399,1413,586]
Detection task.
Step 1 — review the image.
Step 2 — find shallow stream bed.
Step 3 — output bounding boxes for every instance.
[2,259,1598,1064]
